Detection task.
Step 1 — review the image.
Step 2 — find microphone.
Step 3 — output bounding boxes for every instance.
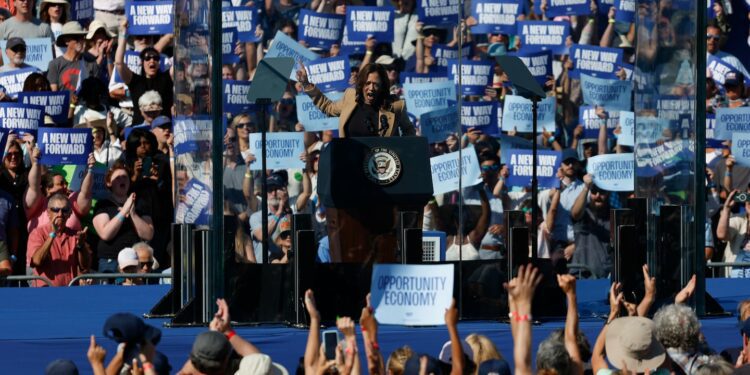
[379,115,388,136]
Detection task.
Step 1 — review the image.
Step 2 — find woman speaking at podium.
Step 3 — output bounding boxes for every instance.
[296,62,415,137]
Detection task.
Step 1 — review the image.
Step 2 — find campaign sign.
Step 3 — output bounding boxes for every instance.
[461,101,498,135]
[506,149,561,188]
[570,44,622,79]
[299,10,345,49]
[448,59,493,96]
[18,91,70,125]
[71,0,94,25]
[420,107,458,144]
[340,25,366,55]
[715,107,750,140]
[176,178,211,225]
[517,21,569,55]
[0,67,38,99]
[400,73,449,85]
[586,153,634,191]
[371,264,454,326]
[266,31,319,80]
[222,27,241,64]
[580,74,632,111]
[222,80,255,114]
[296,92,344,131]
[706,114,723,148]
[67,163,107,199]
[656,95,694,121]
[38,128,93,165]
[597,0,615,15]
[731,133,750,167]
[579,105,620,138]
[174,116,212,155]
[546,0,589,17]
[707,55,750,87]
[248,132,305,171]
[501,95,555,133]
[222,7,259,42]
[346,6,395,42]
[126,0,174,35]
[403,80,456,118]
[417,0,460,26]
[0,38,52,72]
[614,0,635,23]
[432,44,472,72]
[617,110,635,147]
[510,50,552,87]
[306,57,350,93]
[430,146,483,195]
[123,51,169,75]
[470,0,521,34]
[0,103,44,136]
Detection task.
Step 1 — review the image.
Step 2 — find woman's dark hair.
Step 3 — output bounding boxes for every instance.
[125,128,158,162]
[355,63,391,109]
[42,170,65,191]
[23,73,52,92]
[278,19,298,39]
[104,160,132,187]
[305,150,320,173]
[139,47,160,62]
[40,1,68,24]
[3,142,26,171]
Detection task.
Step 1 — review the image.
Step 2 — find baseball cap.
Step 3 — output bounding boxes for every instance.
[117,247,139,270]
[478,359,511,375]
[151,116,172,130]
[267,171,288,189]
[725,71,744,87]
[190,331,232,371]
[45,359,79,375]
[375,55,396,66]
[235,353,289,375]
[561,148,580,163]
[103,312,162,345]
[6,37,25,51]
[438,340,474,364]
[404,353,444,375]
[605,317,666,372]
[278,217,292,236]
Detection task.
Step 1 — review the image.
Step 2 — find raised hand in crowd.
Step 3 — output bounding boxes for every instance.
[87,335,107,375]
[445,298,464,375]
[638,264,656,316]
[557,274,583,375]
[675,274,697,304]
[360,293,384,375]
[304,289,324,374]
[336,316,360,375]
[209,298,261,356]
[505,264,543,375]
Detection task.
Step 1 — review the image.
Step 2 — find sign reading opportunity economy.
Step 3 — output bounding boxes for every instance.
[222,6,259,42]
[448,59,493,96]
[306,56,350,93]
[417,0,459,26]
[517,21,569,54]
[0,38,52,72]
[0,67,38,99]
[470,0,521,34]
[0,103,44,135]
[430,146,483,195]
[403,80,456,118]
[266,31,319,80]
[506,149,561,188]
[248,132,305,170]
[580,74,632,111]
[617,110,635,147]
[714,107,750,140]
[296,91,343,131]
[586,153,634,191]
[370,264,454,326]
[731,133,750,167]
[570,44,623,79]
[38,128,93,165]
[501,95,555,133]
[126,0,174,35]
[420,107,458,144]
[18,91,70,125]
[299,10,345,49]
[346,6,395,42]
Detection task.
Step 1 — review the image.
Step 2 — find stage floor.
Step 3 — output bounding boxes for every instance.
[0,279,748,374]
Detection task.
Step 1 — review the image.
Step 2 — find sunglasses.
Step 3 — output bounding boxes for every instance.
[10,47,26,53]
[142,55,160,62]
[49,206,72,214]
[6,151,21,158]
[706,34,721,40]
[226,136,237,142]
[235,122,253,129]
[139,261,153,268]
[280,231,291,240]
[481,165,500,172]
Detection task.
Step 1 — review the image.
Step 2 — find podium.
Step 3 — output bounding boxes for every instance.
[318,137,433,263]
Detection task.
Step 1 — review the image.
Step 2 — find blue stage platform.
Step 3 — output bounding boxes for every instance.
[1,279,748,374]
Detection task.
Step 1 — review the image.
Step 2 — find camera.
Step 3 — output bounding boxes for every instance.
[734,192,750,203]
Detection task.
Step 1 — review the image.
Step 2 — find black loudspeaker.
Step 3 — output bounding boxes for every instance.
[508,226,529,280]
[616,225,646,304]
[399,211,421,263]
[529,258,566,318]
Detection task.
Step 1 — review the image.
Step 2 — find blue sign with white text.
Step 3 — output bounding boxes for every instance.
[126,0,174,35]
[38,127,93,165]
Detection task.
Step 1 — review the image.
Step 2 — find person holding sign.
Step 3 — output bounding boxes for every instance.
[297,62,415,137]
[716,190,750,278]
[27,193,91,286]
[0,38,37,73]
[92,161,154,273]
[569,173,612,278]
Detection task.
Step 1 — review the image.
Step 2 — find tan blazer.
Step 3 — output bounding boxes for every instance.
[305,86,415,137]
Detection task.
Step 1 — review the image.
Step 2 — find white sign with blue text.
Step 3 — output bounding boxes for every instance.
[371,264,454,326]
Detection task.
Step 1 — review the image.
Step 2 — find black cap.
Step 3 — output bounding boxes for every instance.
[6,37,25,50]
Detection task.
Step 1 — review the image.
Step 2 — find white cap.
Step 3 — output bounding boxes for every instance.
[117,247,138,270]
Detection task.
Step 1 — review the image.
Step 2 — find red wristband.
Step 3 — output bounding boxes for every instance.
[142,362,155,371]
[225,330,237,340]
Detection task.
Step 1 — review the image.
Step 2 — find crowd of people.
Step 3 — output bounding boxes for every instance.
[42,265,750,375]
[0,0,749,286]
